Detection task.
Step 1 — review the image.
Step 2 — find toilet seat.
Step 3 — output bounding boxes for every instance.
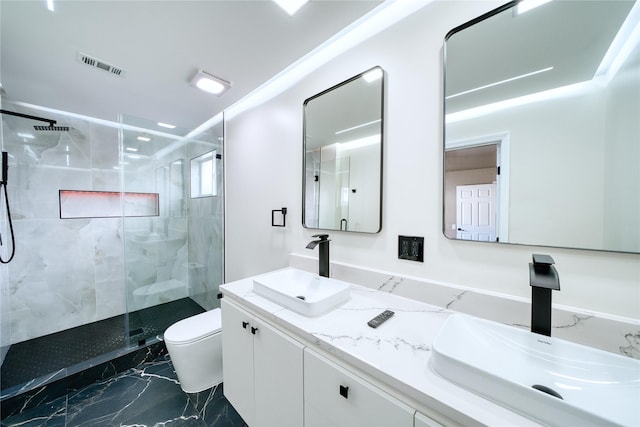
[164,308,221,345]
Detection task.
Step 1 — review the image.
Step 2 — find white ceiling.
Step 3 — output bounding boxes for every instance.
[0,0,382,134]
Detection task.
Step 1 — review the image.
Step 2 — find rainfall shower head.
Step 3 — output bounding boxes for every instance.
[34,125,70,131]
[0,109,69,132]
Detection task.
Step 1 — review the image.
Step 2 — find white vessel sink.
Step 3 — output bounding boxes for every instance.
[432,313,640,427]
[253,268,350,317]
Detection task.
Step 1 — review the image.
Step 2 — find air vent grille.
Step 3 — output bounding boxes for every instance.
[77,52,126,77]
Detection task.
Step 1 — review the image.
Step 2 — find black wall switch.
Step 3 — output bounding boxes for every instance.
[398,235,424,262]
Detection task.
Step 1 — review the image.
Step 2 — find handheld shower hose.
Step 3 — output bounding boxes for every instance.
[0,109,68,263]
[0,151,15,263]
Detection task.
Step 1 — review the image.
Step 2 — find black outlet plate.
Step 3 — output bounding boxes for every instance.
[398,235,424,262]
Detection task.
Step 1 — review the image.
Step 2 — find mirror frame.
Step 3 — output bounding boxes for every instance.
[302,66,384,233]
[441,0,639,254]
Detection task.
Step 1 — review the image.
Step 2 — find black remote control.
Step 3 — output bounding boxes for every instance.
[367,310,394,328]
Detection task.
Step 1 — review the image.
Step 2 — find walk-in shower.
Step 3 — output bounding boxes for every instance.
[0,101,224,408]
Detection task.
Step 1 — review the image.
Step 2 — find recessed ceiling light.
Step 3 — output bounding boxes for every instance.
[137,136,151,142]
[157,122,176,129]
[126,147,139,152]
[273,0,308,16]
[190,70,231,95]
[17,132,35,139]
[46,0,54,11]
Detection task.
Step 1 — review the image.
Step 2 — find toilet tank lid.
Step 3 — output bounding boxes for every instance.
[164,308,221,344]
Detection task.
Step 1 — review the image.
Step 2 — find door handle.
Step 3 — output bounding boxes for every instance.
[242,321,249,329]
[251,326,259,335]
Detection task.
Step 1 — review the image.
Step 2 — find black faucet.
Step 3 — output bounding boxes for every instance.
[306,234,330,278]
[529,254,560,337]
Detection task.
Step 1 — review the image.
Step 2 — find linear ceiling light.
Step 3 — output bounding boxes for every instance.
[336,119,381,135]
[594,0,640,85]
[218,1,432,123]
[446,66,554,100]
[446,80,596,124]
[46,0,54,11]
[157,122,176,129]
[190,70,231,96]
[274,0,309,16]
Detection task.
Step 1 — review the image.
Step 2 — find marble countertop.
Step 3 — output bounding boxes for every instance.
[220,267,541,426]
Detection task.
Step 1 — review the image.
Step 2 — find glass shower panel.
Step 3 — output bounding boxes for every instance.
[121,126,190,345]
[186,119,224,311]
[0,101,127,397]
[0,104,225,402]
[120,115,224,345]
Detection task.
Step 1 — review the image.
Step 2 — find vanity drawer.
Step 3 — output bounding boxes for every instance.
[304,348,414,427]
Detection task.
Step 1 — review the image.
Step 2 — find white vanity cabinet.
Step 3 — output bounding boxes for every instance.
[221,298,304,427]
[304,348,415,427]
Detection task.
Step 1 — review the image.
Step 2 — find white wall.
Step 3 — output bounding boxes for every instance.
[225,1,640,320]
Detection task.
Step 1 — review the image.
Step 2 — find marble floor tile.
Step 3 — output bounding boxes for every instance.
[1,355,246,427]
[0,395,67,427]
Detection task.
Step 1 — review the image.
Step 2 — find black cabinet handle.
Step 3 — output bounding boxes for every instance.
[339,385,349,399]
[242,321,249,329]
[251,326,259,335]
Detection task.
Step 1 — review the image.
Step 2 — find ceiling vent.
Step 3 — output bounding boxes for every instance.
[77,52,127,77]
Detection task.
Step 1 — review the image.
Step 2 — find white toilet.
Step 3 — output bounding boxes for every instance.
[164,308,223,393]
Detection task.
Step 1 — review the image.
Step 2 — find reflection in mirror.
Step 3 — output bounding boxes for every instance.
[443,0,639,253]
[303,66,384,233]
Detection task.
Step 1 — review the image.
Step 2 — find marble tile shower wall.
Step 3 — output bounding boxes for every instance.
[1,112,224,347]
[122,135,224,313]
[3,119,125,345]
[187,139,224,311]
[122,143,189,313]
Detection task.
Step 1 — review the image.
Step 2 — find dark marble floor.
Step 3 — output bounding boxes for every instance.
[1,354,246,427]
[2,298,205,391]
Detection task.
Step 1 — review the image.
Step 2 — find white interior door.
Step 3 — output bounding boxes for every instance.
[456,183,497,241]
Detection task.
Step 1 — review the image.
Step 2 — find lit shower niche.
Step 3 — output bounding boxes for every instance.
[59,190,159,218]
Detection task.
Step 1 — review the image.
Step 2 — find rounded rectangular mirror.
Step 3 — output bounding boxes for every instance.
[443,0,639,253]
[303,66,384,233]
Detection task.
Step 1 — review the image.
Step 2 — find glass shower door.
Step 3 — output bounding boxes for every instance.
[121,117,224,346]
